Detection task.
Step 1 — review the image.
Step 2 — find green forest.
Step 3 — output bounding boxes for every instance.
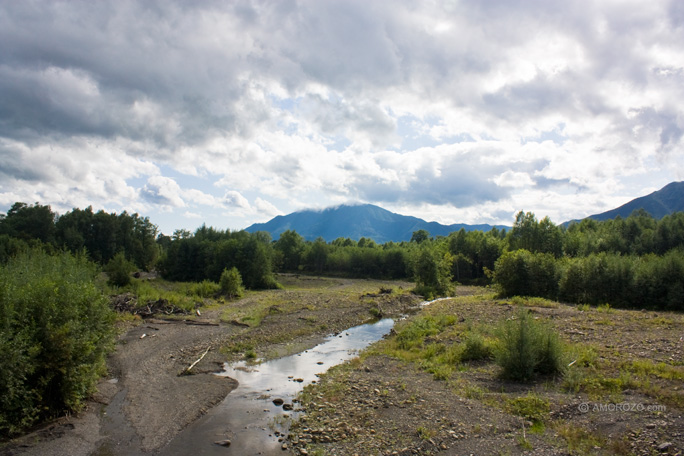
[1,202,683,308]
[1,201,683,435]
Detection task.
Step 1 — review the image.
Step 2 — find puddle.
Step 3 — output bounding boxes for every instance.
[159,318,395,455]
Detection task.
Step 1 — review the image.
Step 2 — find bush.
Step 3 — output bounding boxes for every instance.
[220,266,243,298]
[460,332,493,362]
[0,249,115,436]
[105,251,136,287]
[493,250,559,299]
[494,308,564,381]
[190,279,220,298]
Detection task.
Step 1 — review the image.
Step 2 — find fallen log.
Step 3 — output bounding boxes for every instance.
[183,320,220,326]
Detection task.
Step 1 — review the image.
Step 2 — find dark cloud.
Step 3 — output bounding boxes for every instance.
[0,146,50,182]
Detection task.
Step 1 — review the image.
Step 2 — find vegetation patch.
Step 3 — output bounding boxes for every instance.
[0,249,115,436]
[494,307,565,382]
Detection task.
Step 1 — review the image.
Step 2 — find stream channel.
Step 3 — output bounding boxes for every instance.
[159,317,396,455]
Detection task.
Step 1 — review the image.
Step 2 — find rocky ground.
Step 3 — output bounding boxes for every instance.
[287,288,684,456]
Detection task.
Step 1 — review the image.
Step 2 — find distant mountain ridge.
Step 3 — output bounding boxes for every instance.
[246,182,684,242]
[569,181,684,224]
[244,204,509,243]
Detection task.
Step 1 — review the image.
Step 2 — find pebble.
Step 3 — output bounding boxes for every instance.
[657,442,673,452]
[214,439,231,447]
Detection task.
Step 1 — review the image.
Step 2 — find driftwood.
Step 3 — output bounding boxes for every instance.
[181,347,210,376]
[183,320,219,326]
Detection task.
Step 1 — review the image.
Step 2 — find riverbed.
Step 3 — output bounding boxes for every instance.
[159,318,395,455]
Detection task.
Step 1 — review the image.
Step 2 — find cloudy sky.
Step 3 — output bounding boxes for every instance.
[1,0,683,235]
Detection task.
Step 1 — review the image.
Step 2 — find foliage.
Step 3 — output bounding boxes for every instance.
[460,332,493,362]
[220,266,244,298]
[190,279,220,298]
[105,251,136,287]
[508,211,563,257]
[159,229,279,290]
[493,250,560,299]
[0,203,158,270]
[411,244,454,298]
[3,201,684,310]
[274,230,305,271]
[410,229,430,243]
[447,228,504,283]
[0,202,56,244]
[494,308,565,381]
[0,249,115,436]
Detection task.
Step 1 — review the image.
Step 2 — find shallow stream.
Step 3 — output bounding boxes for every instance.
[159,317,395,455]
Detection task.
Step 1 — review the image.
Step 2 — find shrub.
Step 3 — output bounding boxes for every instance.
[0,249,115,436]
[220,266,243,298]
[105,251,136,287]
[494,308,565,381]
[190,279,220,298]
[460,332,493,362]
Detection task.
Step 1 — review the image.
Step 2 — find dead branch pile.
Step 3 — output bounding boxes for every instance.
[110,293,190,317]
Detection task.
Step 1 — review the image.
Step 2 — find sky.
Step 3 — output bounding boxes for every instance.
[1,0,683,235]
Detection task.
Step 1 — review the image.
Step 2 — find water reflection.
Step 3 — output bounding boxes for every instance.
[159,318,394,455]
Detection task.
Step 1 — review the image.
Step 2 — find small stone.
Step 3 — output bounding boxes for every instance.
[214,439,231,447]
[657,442,673,452]
[273,398,284,406]
[282,442,288,450]
[283,403,294,411]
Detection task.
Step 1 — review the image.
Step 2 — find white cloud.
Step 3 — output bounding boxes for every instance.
[141,176,185,209]
[0,0,683,232]
[254,197,282,218]
[223,191,250,210]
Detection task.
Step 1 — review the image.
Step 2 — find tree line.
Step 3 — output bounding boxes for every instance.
[1,202,683,309]
[494,210,684,310]
[0,202,158,269]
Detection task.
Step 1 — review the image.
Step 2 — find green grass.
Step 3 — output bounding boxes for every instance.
[505,393,550,423]
[509,296,559,309]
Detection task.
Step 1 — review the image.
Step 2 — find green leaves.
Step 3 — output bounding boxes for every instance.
[0,249,115,436]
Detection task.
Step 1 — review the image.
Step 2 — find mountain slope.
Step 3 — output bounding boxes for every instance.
[244,204,508,242]
[585,181,684,221]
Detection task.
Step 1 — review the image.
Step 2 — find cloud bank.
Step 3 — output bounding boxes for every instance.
[1,0,683,233]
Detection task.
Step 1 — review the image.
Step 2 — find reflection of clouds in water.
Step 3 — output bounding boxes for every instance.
[160,318,396,455]
[220,318,394,397]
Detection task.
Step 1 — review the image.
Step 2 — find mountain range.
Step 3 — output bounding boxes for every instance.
[245,181,684,242]
[583,181,684,221]
[245,204,508,243]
